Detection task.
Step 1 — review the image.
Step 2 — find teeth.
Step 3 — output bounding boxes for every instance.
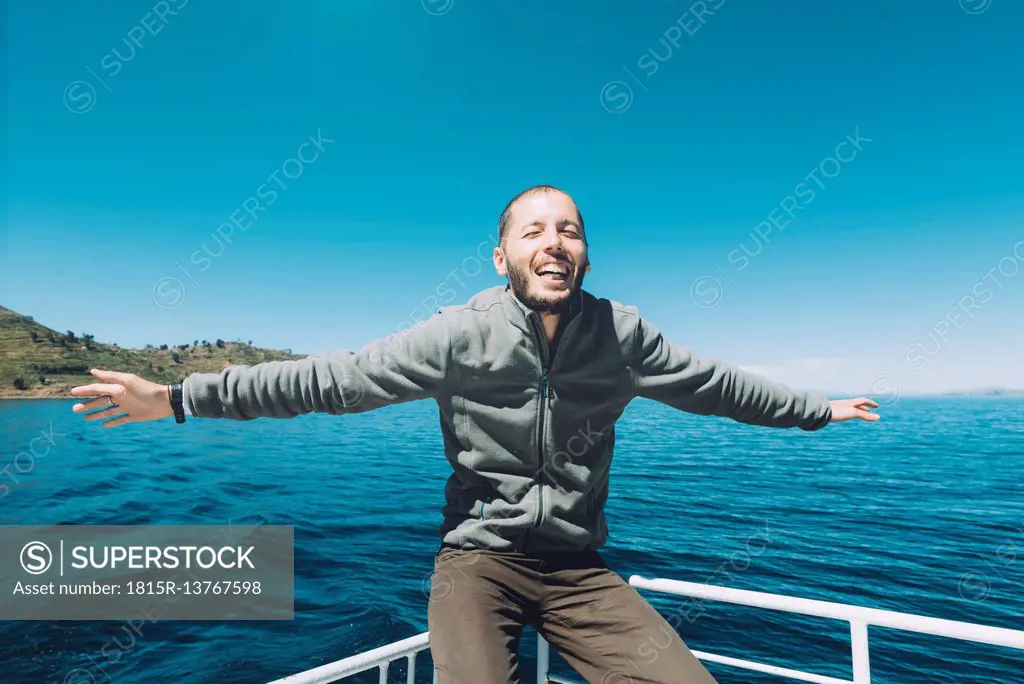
[537,263,568,276]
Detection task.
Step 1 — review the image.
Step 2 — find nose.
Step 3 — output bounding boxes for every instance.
[542,228,564,250]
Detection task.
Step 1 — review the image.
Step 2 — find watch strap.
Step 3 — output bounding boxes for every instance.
[169,381,186,424]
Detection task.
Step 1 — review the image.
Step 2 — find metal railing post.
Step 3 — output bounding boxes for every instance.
[405,653,416,684]
[850,620,871,683]
[537,633,550,683]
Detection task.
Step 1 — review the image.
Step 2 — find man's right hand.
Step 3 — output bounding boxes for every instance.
[71,369,175,428]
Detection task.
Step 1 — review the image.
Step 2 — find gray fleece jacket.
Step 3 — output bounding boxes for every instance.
[183,285,832,553]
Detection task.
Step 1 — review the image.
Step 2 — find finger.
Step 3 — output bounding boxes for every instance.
[89,368,134,385]
[101,413,134,428]
[70,383,123,398]
[84,406,125,422]
[856,397,879,408]
[72,396,118,413]
[857,409,881,421]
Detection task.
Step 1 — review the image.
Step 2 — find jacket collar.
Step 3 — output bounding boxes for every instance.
[502,284,583,332]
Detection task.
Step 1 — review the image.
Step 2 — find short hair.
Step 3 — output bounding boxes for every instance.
[497,185,585,244]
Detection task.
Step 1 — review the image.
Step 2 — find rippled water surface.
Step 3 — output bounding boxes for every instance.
[1,397,1021,683]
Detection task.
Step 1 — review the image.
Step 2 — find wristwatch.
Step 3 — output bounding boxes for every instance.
[167,380,186,424]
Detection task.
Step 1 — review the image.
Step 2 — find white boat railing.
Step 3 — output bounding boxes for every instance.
[269,576,1024,684]
[620,575,1024,684]
[267,632,432,684]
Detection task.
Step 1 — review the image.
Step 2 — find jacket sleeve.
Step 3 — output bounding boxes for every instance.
[631,316,831,431]
[182,312,450,420]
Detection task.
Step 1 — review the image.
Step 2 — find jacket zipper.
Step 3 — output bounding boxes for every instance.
[518,292,582,546]
[534,366,549,528]
[531,316,551,529]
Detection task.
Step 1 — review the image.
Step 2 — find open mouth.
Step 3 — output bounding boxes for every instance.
[535,261,571,285]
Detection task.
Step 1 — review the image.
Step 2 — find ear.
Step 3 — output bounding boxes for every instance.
[493,246,508,276]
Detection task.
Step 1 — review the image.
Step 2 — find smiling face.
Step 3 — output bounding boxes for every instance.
[494,188,589,314]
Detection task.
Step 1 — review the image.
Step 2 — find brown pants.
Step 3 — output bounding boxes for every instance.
[427,545,719,684]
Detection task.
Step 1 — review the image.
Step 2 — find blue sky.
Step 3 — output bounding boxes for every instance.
[3,0,1023,394]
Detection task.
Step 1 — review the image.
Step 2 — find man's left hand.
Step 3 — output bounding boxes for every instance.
[829,397,880,423]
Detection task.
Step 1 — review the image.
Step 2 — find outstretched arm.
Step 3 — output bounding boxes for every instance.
[631,316,878,429]
[71,312,451,427]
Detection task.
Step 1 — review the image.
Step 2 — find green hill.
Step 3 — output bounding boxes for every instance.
[0,305,303,398]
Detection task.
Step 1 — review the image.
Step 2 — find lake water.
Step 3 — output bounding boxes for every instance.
[0,397,1021,683]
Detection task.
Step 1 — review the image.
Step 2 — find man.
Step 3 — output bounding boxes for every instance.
[71,185,879,683]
